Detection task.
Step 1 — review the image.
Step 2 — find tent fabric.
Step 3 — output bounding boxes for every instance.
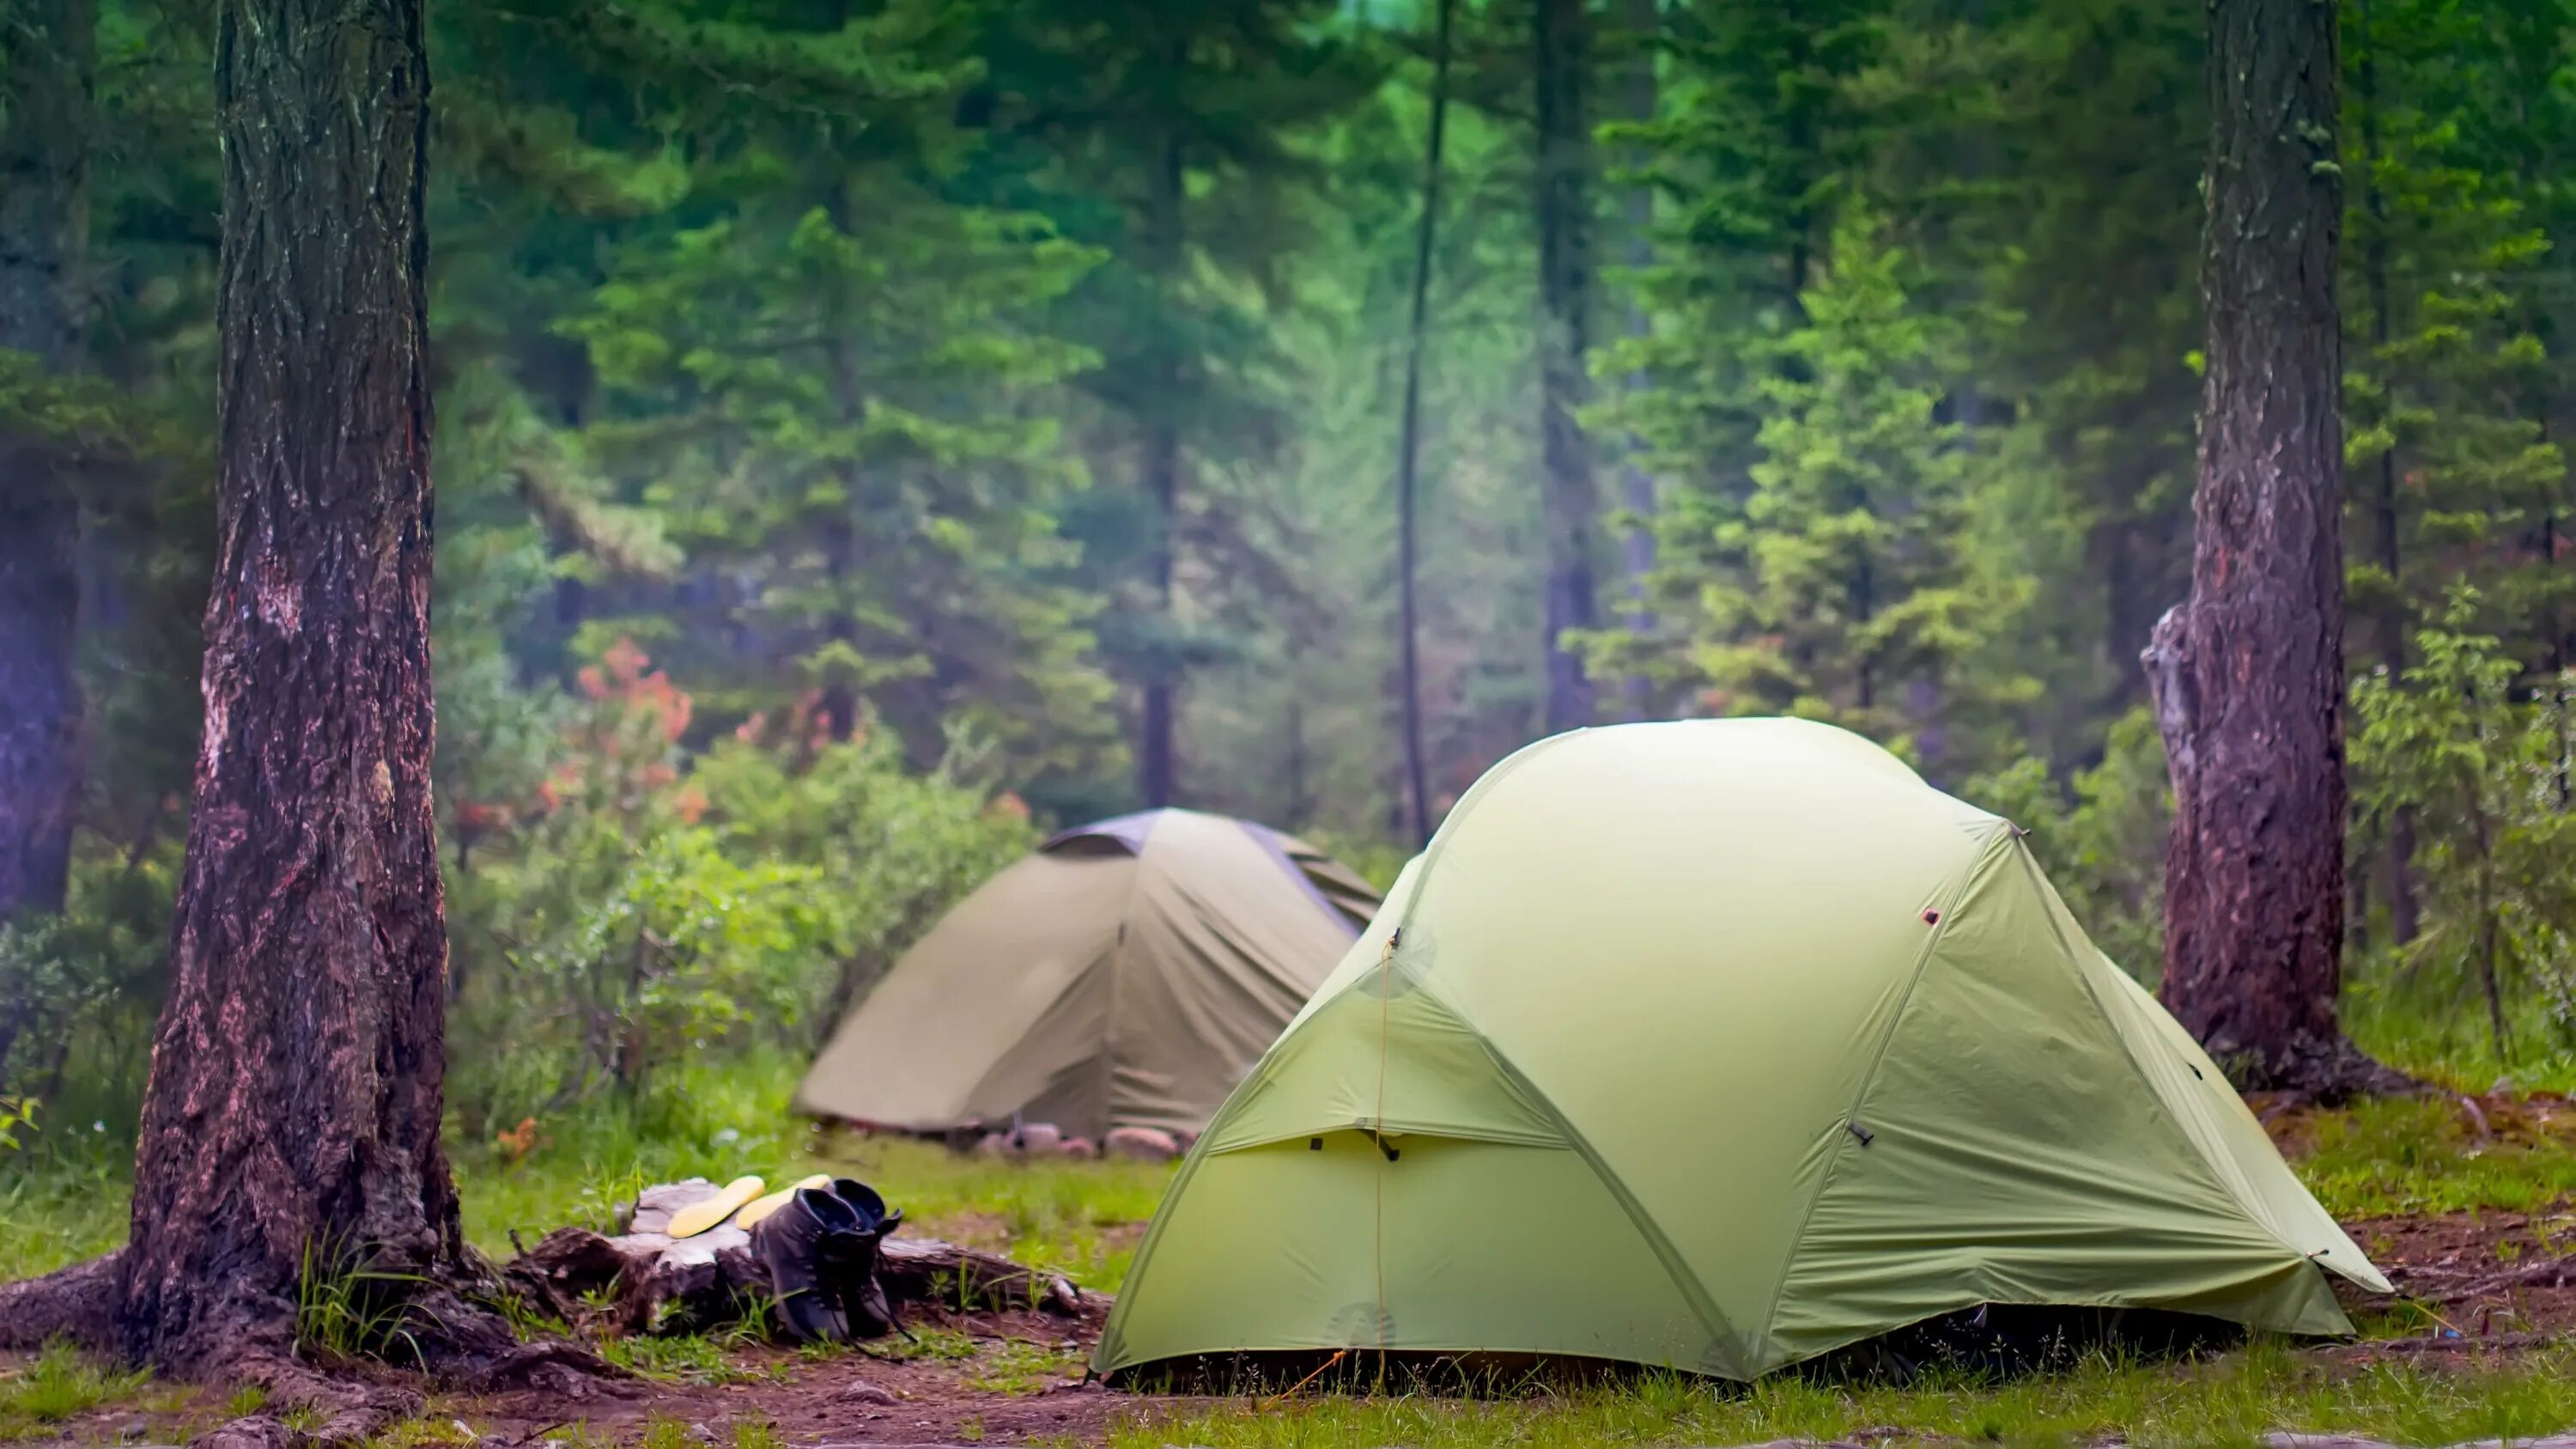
[1095,719,2388,1381]
[795,807,1379,1142]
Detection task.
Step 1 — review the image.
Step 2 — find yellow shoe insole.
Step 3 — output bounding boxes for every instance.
[666,1174,766,1239]
[733,1173,833,1232]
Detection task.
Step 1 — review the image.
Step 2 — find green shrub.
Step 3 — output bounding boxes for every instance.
[1965,705,2172,981]
[444,642,1030,1134]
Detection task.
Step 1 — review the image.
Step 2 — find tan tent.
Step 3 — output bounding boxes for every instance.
[796,808,1381,1142]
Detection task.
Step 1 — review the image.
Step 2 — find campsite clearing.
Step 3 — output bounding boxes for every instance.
[6,1111,2576,1448]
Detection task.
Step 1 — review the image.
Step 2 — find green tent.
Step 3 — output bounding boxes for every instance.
[1096,719,2388,1380]
[796,807,1379,1142]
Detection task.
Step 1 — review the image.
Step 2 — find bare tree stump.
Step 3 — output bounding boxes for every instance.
[505,1179,1097,1338]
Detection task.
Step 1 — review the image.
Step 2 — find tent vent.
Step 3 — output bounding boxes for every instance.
[1847,1121,1875,1147]
[1921,909,1941,926]
[1309,1137,1323,1151]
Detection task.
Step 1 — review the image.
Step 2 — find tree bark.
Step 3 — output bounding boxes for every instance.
[1534,0,1597,734]
[2147,0,2398,1099]
[1393,0,1454,848]
[113,0,514,1374]
[0,0,95,922]
[1138,119,1185,808]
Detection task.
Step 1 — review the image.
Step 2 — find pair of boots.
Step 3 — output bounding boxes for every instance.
[750,1177,903,1343]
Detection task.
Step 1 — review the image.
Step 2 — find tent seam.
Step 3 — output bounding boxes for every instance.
[1237,820,1362,937]
[1750,821,2016,1368]
[1094,813,1165,1132]
[2008,843,2335,1283]
[1469,1030,1749,1374]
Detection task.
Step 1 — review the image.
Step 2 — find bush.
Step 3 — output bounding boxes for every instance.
[444,642,1032,1135]
[1964,706,2172,982]
[2348,588,2576,1074]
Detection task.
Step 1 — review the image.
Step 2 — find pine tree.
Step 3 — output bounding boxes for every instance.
[2342,0,2561,943]
[2149,0,2394,1094]
[964,0,1380,807]
[1680,209,2026,764]
[0,0,96,922]
[117,0,529,1377]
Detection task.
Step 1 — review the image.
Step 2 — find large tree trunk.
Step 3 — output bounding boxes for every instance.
[114,0,512,1375]
[2147,0,2396,1098]
[1393,0,1454,847]
[1533,0,1597,734]
[1138,123,1185,808]
[0,0,94,923]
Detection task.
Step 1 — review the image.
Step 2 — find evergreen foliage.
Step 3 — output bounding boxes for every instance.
[8,0,2576,1110]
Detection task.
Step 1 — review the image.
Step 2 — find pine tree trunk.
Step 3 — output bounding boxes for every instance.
[1534,0,1596,734]
[115,0,508,1373]
[1614,0,1656,722]
[1394,0,1454,846]
[0,0,94,923]
[1139,124,1185,808]
[816,141,864,741]
[2351,0,2419,944]
[2145,0,2393,1098]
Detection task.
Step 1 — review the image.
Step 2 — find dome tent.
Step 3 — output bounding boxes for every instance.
[1095,720,2388,1381]
[796,807,1380,1143]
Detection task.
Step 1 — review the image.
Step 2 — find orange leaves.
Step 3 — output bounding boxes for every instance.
[495,1116,542,1167]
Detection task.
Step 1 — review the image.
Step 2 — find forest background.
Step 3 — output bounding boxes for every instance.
[4,0,2575,1152]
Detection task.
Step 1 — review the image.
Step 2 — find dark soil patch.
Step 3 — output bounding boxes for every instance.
[2348,1203,2576,1337]
[459,1308,1193,1447]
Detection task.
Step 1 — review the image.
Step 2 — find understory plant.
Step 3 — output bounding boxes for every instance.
[445,641,1032,1133]
[2348,588,2576,1070]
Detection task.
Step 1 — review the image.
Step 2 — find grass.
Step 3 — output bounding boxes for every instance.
[596,1332,788,1386]
[0,1341,151,1442]
[5,1049,2575,1448]
[965,1337,1083,1394]
[1113,1342,2576,1449]
[445,1056,1176,1293]
[0,1150,130,1283]
[2294,1094,2576,1221]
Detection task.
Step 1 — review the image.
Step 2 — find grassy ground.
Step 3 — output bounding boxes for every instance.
[1115,1342,2576,1449]
[2294,1094,2576,1220]
[7,1053,2576,1446]
[1,1056,1178,1291]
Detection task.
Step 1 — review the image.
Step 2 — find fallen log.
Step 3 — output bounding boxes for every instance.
[503,1178,1097,1339]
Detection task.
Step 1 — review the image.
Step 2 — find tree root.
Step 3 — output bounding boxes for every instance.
[173,1305,631,1449]
[0,1249,121,1352]
[0,1245,627,1449]
[2240,1035,2426,1106]
[187,1354,424,1449]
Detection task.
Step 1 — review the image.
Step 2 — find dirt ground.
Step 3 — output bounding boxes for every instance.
[464,1306,1192,1447]
[12,1204,2575,1449]
[2346,1206,2576,1337]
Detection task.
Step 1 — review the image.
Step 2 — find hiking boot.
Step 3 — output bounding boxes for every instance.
[823,1178,898,1338]
[828,1178,902,1236]
[751,1186,868,1343]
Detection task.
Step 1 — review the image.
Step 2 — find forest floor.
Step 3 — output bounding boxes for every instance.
[6,1086,2576,1448]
